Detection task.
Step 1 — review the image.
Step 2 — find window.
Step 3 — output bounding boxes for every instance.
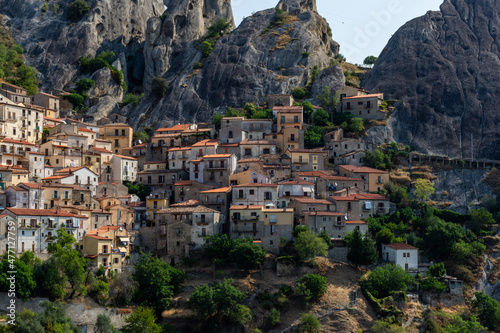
[294,115,298,123]
[249,189,255,195]
[280,115,285,123]
[245,148,251,156]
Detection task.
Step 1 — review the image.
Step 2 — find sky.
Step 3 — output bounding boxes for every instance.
[231,0,443,65]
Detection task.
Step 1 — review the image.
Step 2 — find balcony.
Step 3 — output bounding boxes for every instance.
[197,220,210,225]
[377,207,387,213]
[288,137,298,142]
[99,251,111,255]
[64,223,79,229]
[5,117,17,122]
[197,232,207,238]
[44,236,57,242]
[232,215,259,222]
[47,223,57,229]
[19,223,40,229]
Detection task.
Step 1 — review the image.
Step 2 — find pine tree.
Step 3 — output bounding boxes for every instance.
[347,228,378,266]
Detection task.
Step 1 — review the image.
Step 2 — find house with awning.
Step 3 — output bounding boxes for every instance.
[82,225,129,275]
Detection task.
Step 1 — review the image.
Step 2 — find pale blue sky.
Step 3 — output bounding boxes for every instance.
[231,0,443,64]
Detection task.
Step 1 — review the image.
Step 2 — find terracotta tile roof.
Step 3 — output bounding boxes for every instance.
[339,165,389,174]
[342,93,383,100]
[1,138,36,146]
[290,198,331,204]
[168,147,191,151]
[44,116,65,123]
[86,235,111,240]
[233,183,278,188]
[7,185,27,191]
[19,182,42,189]
[113,154,138,161]
[240,139,274,145]
[91,147,113,153]
[41,184,90,191]
[43,175,71,180]
[27,151,45,155]
[320,175,362,181]
[345,220,367,224]
[279,180,314,186]
[385,243,418,250]
[156,124,191,132]
[157,205,219,214]
[191,139,219,147]
[218,143,239,147]
[200,187,232,194]
[304,211,345,216]
[55,167,84,174]
[6,208,87,218]
[237,158,261,163]
[170,200,200,207]
[78,127,96,133]
[94,139,111,142]
[97,225,121,233]
[330,193,388,201]
[273,106,303,112]
[230,205,263,210]
[202,154,233,158]
[128,201,146,207]
[45,164,54,168]
[296,171,328,177]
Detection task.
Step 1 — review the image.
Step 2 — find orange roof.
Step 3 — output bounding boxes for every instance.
[19,182,42,189]
[287,148,325,154]
[192,139,219,147]
[290,198,331,204]
[332,193,388,201]
[27,151,45,155]
[91,147,113,153]
[200,187,232,194]
[1,138,36,146]
[296,171,328,177]
[342,93,383,100]
[320,175,362,181]
[202,154,232,158]
[345,220,367,224]
[279,180,314,186]
[233,183,278,188]
[113,154,138,161]
[78,127,96,133]
[43,175,71,180]
[44,116,65,123]
[7,208,87,218]
[97,225,121,233]
[45,164,54,168]
[55,167,84,174]
[230,205,263,210]
[156,124,191,132]
[168,147,191,151]
[385,243,418,250]
[86,235,111,241]
[339,165,389,174]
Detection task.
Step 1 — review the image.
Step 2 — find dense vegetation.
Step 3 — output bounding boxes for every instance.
[0,16,39,95]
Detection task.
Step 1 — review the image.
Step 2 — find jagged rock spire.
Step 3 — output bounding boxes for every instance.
[277,0,317,14]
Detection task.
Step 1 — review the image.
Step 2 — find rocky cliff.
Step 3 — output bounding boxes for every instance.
[128,0,343,129]
[363,0,500,160]
[0,0,163,91]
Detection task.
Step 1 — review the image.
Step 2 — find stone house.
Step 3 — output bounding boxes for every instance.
[316,174,364,199]
[232,183,279,207]
[277,180,315,208]
[199,186,232,226]
[341,93,386,120]
[241,119,273,140]
[99,123,133,155]
[261,154,292,181]
[382,243,419,272]
[240,139,276,158]
[338,165,390,193]
[6,182,44,209]
[229,170,269,186]
[286,148,326,172]
[217,143,240,159]
[156,205,221,261]
[121,143,148,170]
[200,153,237,188]
[288,198,335,223]
[264,126,304,152]
[174,180,214,203]
[219,125,248,144]
[112,154,138,183]
[328,193,390,220]
[273,106,303,131]
[42,184,91,209]
[168,147,191,170]
[268,94,294,109]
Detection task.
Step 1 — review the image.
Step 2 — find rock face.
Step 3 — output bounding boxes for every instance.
[362,0,500,160]
[0,0,163,91]
[129,0,342,129]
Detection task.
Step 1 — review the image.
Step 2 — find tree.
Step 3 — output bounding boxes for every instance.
[318,86,338,112]
[292,87,307,100]
[294,229,328,262]
[151,76,168,97]
[471,292,500,330]
[66,0,90,22]
[349,117,364,134]
[427,262,446,278]
[210,113,223,130]
[363,55,378,67]
[414,178,435,201]
[444,315,485,333]
[34,257,67,299]
[17,300,80,333]
[207,18,231,38]
[312,108,330,126]
[95,314,114,333]
[270,308,281,326]
[300,101,315,123]
[200,40,213,57]
[230,240,266,270]
[383,181,408,206]
[204,234,234,260]
[75,78,95,96]
[47,229,87,298]
[121,307,162,333]
[125,182,151,201]
[361,264,415,299]
[346,228,378,266]
[375,228,395,250]
[133,253,186,315]
[296,274,327,302]
[188,279,246,320]
[468,208,495,234]
[364,149,392,171]
[230,304,252,327]
[299,313,321,333]
[423,218,463,260]
[0,253,37,300]
[304,126,325,149]
[372,320,404,333]
[64,93,85,110]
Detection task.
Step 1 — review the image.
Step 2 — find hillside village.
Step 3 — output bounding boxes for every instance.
[0,81,398,265]
[0,75,499,332]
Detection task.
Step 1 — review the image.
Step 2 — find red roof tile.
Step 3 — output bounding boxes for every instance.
[385,243,418,250]
[339,165,389,174]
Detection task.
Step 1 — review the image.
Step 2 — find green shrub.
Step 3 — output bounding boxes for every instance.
[299,313,321,333]
[193,61,203,69]
[201,40,213,57]
[472,292,500,330]
[292,87,307,100]
[63,93,84,109]
[151,76,168,97]
[41,2,49,14]
[78,50,115,74]
[420,277,447,293]
[207,18,231,39]
[295,274,327,304]
[361,264,414,299]
[66,0,90,22]
[270,308,281,326]
[120,93,144,108]
[302,52,310,57]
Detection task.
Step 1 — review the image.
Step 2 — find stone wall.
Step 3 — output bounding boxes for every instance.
[328,247,348,263]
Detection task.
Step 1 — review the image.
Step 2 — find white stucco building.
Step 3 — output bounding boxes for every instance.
[382,243,418,272]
